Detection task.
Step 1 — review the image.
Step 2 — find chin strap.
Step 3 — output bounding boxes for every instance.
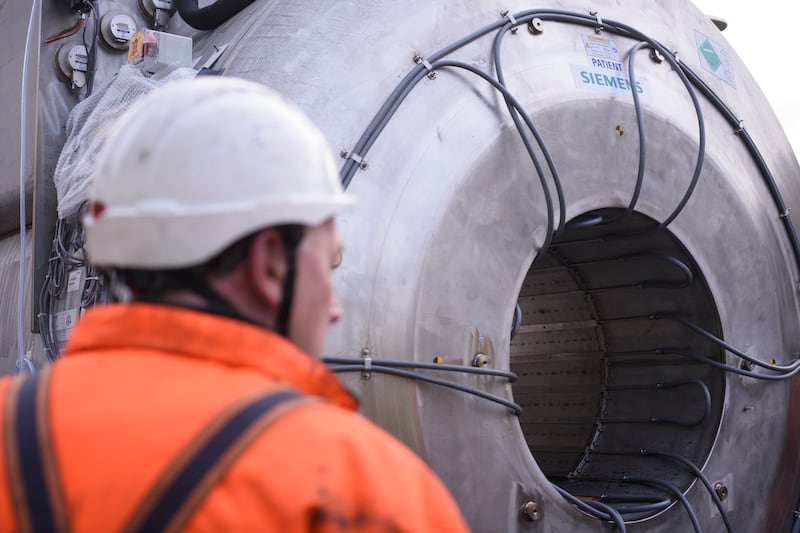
[189,279,258,326]
[274,226,305,338]
[130,225,306,337]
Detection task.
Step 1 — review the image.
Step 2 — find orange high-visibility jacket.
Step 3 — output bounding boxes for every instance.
[0,304,470,532]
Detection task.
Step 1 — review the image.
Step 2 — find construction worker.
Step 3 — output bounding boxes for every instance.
[0,77,469,532]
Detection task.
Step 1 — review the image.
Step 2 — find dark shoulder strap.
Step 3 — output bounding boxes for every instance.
[124,387,316,533]
[3,368,69,533]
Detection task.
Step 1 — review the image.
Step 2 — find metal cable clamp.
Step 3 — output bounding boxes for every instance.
[590,10,603,33]
[340,150,368,170]
[501,10,518,33]
[413,53,437,79]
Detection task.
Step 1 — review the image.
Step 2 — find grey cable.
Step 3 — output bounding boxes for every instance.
[652,314,800,373]
[17,0,40,374]
[641,450,734,533]
[327,364,521,416]
[626,41,649,214]
[658,348,800,381]
[492,23,566,236]
[431,59,557,253]
[623,476,702,533]
[323,356,517,381]
[551,483,626,532]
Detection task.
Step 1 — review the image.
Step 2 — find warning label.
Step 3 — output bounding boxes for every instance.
[695,31,735,87]
[582,34,621,62]
[574,34,647,97]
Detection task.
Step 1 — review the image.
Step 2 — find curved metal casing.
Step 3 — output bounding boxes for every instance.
[1,0,800,530]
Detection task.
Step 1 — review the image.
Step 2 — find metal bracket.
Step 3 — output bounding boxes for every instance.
[361,348,372,380]
[781,208,791,218]
[413,53,437,79]
[590,9,603,33]
[340,150,369,170]
[501,10,518,33]
[734,119,744,135]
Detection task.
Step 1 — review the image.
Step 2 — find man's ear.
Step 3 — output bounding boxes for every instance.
[246,229,287,310]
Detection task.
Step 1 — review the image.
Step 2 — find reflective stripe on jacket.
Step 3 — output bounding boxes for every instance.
[0,303,469,532]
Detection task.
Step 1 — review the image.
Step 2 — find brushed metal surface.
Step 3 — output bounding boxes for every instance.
[0,0,799,530]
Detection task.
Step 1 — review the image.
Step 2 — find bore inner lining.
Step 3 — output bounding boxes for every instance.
[511,208,725,518]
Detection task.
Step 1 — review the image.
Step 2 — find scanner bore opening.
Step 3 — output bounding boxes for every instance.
[511,208,725,520]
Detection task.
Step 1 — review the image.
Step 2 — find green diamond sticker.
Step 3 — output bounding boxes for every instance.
[699,39,721,72]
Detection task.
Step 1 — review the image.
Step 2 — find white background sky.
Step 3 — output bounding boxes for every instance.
[692,1,800,156]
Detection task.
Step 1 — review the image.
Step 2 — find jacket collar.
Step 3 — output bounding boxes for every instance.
[62,303,358,410]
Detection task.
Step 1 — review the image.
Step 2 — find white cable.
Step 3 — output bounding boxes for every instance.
[18,0,40,374]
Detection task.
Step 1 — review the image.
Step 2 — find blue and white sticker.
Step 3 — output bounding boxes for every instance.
[695,31,735,87]
[570,64,648,97]
[574,34,648,98]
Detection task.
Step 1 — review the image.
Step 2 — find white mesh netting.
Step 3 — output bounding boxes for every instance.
[53,65,197,218]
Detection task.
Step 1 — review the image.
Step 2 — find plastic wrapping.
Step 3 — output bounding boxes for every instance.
[53,65,196,218]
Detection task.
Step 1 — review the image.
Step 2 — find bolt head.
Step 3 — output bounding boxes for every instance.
[472,353,491,368]
[650,48,665,63]
[528,18,544,34]
[714,482,728,501]
[521,501,540,521]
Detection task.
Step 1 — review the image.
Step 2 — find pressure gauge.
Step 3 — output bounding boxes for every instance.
[55,41,89,89]
[100,11,138,51]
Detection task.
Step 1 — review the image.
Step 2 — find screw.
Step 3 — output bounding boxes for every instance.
[340,150,349,159]
[427,71,437,80]
[740,360,754,371]
[714,482,728,501]
[521,500,540,521]
[528,17,544,34]
[359,161,369,170]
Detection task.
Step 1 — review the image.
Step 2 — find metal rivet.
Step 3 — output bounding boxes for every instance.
[714,482,728,501]
[521,500,540,521]
[528,17,544,34]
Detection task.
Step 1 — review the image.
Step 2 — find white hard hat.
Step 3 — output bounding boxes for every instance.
[84,76,355,268]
